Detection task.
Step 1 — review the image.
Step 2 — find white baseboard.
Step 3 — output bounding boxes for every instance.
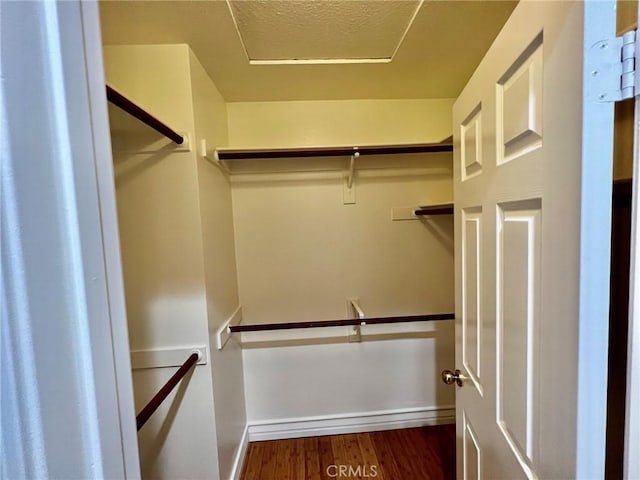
[229,424,249,480]
[247,405,455,442]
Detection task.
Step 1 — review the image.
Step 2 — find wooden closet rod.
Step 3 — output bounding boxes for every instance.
[106,85,184,145]
[229,313,455,333]
[216,142,453,161]
[414,204,454,216]
[136,352,198,431]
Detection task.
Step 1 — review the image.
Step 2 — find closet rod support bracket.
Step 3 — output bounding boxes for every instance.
[180,132,192,152]
[203,142,230,174]
[343,150,359,205]
[348,298,364,342]
[347,150,359,189]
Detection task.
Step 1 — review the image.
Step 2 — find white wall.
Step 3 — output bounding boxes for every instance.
[227,99,454,147]
[232,164,454,324]
[242,323,455,426]
[189,50,247,480]
[104,44,247,479]
[227,99,456,430]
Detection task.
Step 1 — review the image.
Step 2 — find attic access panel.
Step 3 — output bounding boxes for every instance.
[227,0,422,64]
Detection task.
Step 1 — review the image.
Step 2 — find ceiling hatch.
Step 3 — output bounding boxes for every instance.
[226,0,423,64]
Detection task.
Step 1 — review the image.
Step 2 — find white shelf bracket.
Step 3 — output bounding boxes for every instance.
[347,298,364,342]
[130,346,208,370]
[216,306,242,350]
[347,151,359,189]
[343,150,359,204]
[201,139,230,174]
[180,132,192,152]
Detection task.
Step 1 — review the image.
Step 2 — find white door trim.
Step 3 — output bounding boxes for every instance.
[1,1,139,477]
[79,2,140,476]
[625,5,640,475]
[576,2,617,477]
[625,98,640,478]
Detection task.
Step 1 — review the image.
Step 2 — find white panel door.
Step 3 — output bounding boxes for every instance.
[450,1,616,478]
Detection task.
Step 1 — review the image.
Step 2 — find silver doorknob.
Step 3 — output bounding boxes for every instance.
[441,369,463,387]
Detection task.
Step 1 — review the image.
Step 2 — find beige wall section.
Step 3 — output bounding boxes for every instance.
[242,321,455,423]
[104,43,208,363]
[105,44,248,479]
[227,98,454,147]
[188,50,247,480]
[227,99,455,424]
[614,0,637,180]
[104,45,194,135]
[614,100,634,180]
[617,0,637,34]
[235,170,456,422]
[232,168,454,324]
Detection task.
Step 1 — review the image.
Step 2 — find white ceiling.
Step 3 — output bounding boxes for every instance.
[99,0,517,102]
[228,0,421,63]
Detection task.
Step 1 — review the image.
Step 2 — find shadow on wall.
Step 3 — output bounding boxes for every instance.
[433,319,456,407]
[420,215,454,256]
[138,366,196,473]
[112,143,184,188]
[240,329,442,349]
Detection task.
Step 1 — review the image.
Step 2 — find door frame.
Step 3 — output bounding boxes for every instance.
[625,1,640,469]
[626,101,640,476]
[1,1,139,477]
[80,2,141,475]
[576,3,618,477]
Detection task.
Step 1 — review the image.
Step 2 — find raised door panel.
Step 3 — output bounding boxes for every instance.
[462,208,483,395]
[497,38,543,165]
[496,201,541,478]
[463,410,482,480]
[461,104,483,180]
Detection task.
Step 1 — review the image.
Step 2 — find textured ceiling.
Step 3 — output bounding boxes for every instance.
[99,0,517,102]
[228,0,421,62]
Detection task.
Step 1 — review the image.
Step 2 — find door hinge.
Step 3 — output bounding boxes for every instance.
[588,30,637,102]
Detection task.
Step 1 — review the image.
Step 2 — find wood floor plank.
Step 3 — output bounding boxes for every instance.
[330,434,350,478]
[259,440,279,480]
[430,425,457,479]
[344,434,365,479]
[357,433,384,480]
[304,437,322,480]
[291,438,306,480]
[239,425,456,480]
[389,428,427,479]
[318,435,335,480]
[241,442,264,480]
[276,438,293,480]
[402,427,442,480]
[370,430,405,480]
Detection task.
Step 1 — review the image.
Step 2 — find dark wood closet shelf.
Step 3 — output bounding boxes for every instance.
[106,85,184,145]
[229,313,455,333]
[414,203,454,216]
[216,141,453,161]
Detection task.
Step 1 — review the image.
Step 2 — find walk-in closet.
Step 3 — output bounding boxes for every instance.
[93,1,632,479]
[4,0,636,478]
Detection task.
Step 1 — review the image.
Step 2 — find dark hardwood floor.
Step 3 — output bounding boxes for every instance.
[240,424,456,480]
